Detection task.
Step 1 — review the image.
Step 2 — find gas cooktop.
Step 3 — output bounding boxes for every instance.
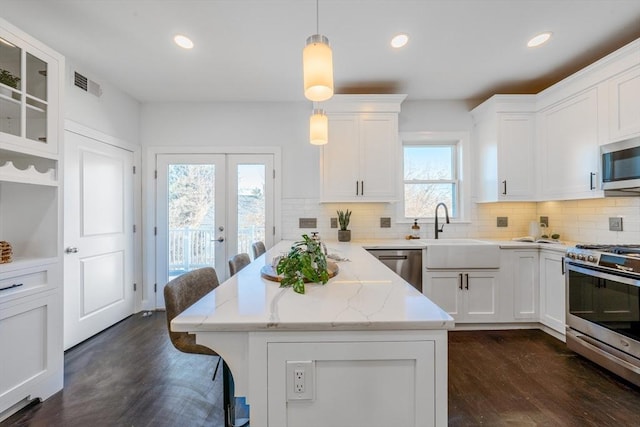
[567,244,640,276]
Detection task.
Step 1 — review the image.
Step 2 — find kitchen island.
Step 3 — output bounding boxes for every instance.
[171,241,454,427]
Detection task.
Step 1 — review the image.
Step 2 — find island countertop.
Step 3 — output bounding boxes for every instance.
[171,240,454,333]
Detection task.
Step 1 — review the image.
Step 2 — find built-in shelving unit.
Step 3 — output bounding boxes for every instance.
[0,17,64,422]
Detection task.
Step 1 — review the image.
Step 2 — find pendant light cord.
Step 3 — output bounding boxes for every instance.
[316,0,319,34]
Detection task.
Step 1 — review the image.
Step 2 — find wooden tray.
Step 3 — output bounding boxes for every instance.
[261,261,339,283]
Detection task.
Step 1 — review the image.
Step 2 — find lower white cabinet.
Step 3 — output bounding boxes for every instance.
[424,270,499,322]
[500,249,539,321]
[0,263,63,420]
[539,250,566,335]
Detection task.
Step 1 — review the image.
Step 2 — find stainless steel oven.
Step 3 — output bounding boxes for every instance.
[565,245,640,385]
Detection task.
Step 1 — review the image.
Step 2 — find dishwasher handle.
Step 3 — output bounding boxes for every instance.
[376,255,408,260]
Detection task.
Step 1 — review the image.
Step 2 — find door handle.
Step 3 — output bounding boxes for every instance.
[589,172,596,190]
[356,181,359,196]
[502,180,507,195]
[377,255,408,260]
[465,273,469,290]
[459,273,463,290]
[215,237,225,243]
[65,247,79,254]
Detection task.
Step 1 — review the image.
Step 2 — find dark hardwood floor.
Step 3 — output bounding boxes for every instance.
[3,314,640,426]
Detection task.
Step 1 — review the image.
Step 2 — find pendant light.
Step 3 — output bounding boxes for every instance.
[303,0,334,102]
[309,108,328,145]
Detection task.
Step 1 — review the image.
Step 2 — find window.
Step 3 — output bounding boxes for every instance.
[400,132,468,220]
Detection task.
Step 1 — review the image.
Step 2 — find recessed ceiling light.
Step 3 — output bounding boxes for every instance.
[527,32,552,48]
[174,34,194,49]
[391,33,409,49]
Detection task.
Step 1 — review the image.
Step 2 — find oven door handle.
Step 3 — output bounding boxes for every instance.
[567,329,640,377]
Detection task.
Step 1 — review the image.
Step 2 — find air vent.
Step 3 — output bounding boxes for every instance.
[74,71,87,91]
[74,71,103,97]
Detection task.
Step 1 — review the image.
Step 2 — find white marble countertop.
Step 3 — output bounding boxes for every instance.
[171,241,454,333]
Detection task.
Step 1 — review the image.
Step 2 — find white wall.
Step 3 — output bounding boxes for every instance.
[140,99,475,240]
[65,59,141,144]
[141,101,318,198]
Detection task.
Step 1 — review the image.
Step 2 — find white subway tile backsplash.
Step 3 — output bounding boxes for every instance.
[281,197,640,244]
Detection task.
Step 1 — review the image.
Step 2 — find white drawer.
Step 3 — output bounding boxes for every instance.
[0,263,59,304]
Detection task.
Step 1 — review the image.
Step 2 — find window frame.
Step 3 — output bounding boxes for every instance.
[398,131,471,222]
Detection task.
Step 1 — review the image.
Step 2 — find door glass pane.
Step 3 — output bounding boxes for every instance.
[237,164,265,257]
[26,53,47,101]
[167,164,215,280]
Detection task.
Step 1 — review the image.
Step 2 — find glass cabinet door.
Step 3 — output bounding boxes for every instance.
[0,29,58,153]
[0,36,22,138]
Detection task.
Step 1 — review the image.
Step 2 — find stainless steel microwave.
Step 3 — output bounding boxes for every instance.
[601,136,640,195]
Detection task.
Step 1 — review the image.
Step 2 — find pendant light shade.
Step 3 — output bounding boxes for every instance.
[303,34,334,102]
[309,108,328,145]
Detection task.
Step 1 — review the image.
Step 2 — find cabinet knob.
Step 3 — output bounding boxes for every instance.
[65,247,79,254]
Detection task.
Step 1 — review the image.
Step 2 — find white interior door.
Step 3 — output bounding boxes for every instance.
[155,153,274,309]
[63,130,135,349]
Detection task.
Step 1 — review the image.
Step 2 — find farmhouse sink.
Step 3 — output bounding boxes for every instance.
[425,239,500,269]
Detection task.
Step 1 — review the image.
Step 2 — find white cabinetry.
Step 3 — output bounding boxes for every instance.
[500,249,539,321]
[537,88,602,200]
[0,17,63,421]
[472,95,536,202]
[320,95,405,202]
[608,65,640,141]
[539,250,566,336]
[424,270,499,322]
[263,331,445,427]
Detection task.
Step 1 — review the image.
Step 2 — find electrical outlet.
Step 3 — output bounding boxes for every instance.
[294,369,305,393]
[540,216,549,227]
[609,217,623,232]
[497,217,508,227]
[286,361,314,401]
[380,217,391,228]
[330,218,338,228]
[299,218,317,228]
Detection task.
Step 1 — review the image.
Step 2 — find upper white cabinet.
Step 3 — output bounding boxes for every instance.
[0,23,62,157]
[537,87,602,200]
[608,65,640,141]
[320,95,406,202]
[472,95,536,202]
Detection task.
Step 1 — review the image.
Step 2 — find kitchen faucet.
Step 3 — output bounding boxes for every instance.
[434,202,450,239]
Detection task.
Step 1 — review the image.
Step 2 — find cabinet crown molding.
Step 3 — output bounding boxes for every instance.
[322,94,407,113]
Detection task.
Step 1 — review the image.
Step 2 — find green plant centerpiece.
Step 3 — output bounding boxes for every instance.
[0,69,20,89]
[276,234,329,294]
[337,209,352,242]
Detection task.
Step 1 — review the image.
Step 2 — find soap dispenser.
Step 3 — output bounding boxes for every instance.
[411,219,421,239]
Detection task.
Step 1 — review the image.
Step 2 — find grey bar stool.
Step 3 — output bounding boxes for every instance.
[164,267,248,427]
[251,241,266,260]
[228,253,251,276]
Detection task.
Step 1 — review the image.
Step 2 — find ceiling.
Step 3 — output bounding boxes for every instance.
[1,0,640,105]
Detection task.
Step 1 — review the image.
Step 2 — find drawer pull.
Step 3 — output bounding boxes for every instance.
[0,283,24,292]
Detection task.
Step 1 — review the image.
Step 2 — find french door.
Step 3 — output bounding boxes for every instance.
[155,153,274,308]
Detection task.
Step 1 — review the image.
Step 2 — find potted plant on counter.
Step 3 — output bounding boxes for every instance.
[337,209,352,242]
[276,234,330,294]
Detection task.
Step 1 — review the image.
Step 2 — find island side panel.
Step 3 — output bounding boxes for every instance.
[248,329,448,427]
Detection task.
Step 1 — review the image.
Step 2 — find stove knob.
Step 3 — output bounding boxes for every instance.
[587,255,597,263]
[577,254,585,261]
[568,252,576,259]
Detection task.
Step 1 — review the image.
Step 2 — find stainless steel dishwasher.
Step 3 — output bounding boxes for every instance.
[366,249,422,292]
